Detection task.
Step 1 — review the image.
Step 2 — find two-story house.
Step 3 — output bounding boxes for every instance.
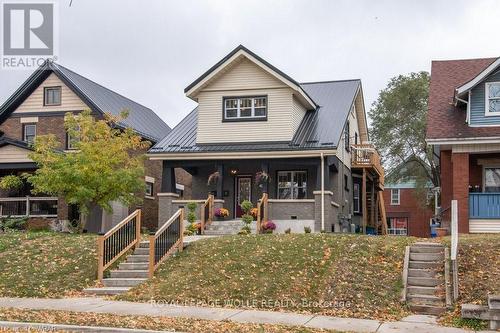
[149,45,386,233]
[0,60,187,232]
[427,57,500,233]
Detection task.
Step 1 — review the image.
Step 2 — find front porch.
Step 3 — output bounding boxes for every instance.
[157,157,342,233]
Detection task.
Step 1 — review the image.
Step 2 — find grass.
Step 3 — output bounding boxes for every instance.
[439,234,500,330]
[0,308,342,333]
[120,234,416,321]
[0,231,97,298]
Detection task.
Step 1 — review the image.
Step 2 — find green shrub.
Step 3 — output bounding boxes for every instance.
[0,216,27,231]
[241,214,253,225]
[240,200,253,215]
[0,175,23,191]
[187,212,196,224]
[284,228,291,234]
[187,202,197,212]
[304,226,311,233]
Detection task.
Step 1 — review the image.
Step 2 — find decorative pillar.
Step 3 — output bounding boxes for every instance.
[161,161,177,193]
[216,162,224,200]
[261,162,269,193]
[452,152,469,233]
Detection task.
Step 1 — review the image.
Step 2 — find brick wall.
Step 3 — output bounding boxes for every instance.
[452,152,469,233]
[440,150,452,228]
[0,116,67,148]
[383,187,434,237]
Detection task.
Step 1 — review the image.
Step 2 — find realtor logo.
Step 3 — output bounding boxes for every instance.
[1,1,58,69]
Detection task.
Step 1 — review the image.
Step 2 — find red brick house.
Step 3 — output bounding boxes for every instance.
[383,159,434,237]
[427,57,500,233]
[0,61,187,232]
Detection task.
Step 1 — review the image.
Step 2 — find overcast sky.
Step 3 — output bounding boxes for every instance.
[2,0,500,129]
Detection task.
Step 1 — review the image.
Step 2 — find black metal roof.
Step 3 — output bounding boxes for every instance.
[150,79,361,154]
[0,61,170,142]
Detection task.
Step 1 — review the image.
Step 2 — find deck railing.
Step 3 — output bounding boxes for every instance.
[469,193,500,219]
[149,208,184,278]
[200,194,214,234]
[256,192,269,233]
[351,144,384,183]
[97,209,141,282]
[0,196,58,217]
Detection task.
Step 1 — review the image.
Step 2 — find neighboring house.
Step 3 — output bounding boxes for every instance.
[383,158,434,237]
[0,60,187,232]
[149,45,386,233]
[427,57,500,233]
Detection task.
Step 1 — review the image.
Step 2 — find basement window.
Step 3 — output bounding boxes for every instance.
[223,96,267,121]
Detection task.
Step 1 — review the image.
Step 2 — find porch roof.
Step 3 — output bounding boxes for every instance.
[150,80,360,154]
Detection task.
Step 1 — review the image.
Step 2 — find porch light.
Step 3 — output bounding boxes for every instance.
[230,169,238,175]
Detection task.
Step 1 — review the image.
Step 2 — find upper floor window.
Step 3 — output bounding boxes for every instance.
[390,188,400,205]
[486,82,500,116]
[344,121,350,151]
[23,124,36,144]
[44,86,61,106]
[223,96,267,121]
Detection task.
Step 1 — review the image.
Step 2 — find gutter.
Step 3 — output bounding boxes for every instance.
[321,152,325,232]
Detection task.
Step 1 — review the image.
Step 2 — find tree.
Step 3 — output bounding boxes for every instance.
[369,72,439,188]
[25,110,150,221]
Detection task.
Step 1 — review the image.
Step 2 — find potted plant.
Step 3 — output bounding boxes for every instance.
[435,227,448,237]
[214,207,229,220]
[250,208,258,221]
[261,220,276,234]
[207,171,220,195]
[239,200,253,235]
[255,171,270,188]
[184,201,198,236]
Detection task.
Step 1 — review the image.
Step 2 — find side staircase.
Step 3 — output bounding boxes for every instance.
[403,242,449,315]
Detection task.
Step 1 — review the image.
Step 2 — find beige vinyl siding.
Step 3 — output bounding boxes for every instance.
[336,104,360,169]
[196,88,296,143]
[0,145,32,163]
[202,57,287,92]
[291,95,307,134]
[469,219,500,233]
[13,73,88,113]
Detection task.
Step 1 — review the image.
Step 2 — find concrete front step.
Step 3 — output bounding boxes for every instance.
[413,242,443,247]
[408,277,443,287]
[134,248,149,255]
[83,287,131,295]
[126,255,149,263]
[410,246,444,254]
[407,285,443,296]
[119,262,149,270]
[409,253,444,262]
[409,304,446,316]
[408,268,439,278]
[139,241,149,248]
[409,261,443,269]
[408,294,446,306]
[110,270,149,278]
[103,278,147,287]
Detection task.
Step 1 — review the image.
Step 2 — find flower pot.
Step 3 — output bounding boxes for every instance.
[435,227,448,237]
[215,216,226,221]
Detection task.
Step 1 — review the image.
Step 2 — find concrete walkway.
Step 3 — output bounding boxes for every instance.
[0,297,496,333]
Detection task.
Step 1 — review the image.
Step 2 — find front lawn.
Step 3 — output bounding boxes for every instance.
[0,231,97,298]
[120,234,416,321]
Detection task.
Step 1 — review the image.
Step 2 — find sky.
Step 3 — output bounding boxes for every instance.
[2,0,500,129]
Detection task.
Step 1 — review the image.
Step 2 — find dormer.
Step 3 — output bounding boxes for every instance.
[185,45,316,144]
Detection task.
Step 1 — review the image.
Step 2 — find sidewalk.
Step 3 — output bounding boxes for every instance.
[0,297,495,333]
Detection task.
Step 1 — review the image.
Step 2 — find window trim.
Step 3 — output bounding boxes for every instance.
[353,183,360,213]
[22,123,37,144]
[43,86,62,106]
[276,170,308,200]
[145,181,154,197]
[482,165,500,192]
[485,82,500,117]
[390,188,400,205]
[222,95,268,122]
[66,127,80,150]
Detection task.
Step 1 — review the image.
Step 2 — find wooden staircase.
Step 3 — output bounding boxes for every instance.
[402,242,448,315]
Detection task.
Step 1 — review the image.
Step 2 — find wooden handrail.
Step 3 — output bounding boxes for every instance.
[200,194,214,234]
[97,209,141,282]
[257,192,268,233]
[148,208,184,278]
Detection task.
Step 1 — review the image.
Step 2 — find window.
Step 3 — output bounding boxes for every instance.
[277,171,307,199]
[355,132,358,145]
[223,96,267,121]
[353,183,360,213]
[388,217,408,235]
[390,189,400,205]
[344,174,349,191]
[484,167,500,192]
[23,124,36,144]
[145,181,154,196]
[66,127,80,150]
[44,86,61,106]
[486,82,500,116]
[344,121,350,151]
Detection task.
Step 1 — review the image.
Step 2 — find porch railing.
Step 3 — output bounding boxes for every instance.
[257,192,269,233]
[351,144,384,183]
[97,209,141,282]
[0,196,58,217]
[200,194,214,234]
[469,193,500,219]
[149,208,184,278]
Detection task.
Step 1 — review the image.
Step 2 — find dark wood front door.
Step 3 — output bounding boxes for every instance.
[235,176,252,218]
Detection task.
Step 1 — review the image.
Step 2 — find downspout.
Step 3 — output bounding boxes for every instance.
[321,152,325,231]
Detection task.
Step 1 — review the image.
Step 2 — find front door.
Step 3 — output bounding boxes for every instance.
[235,176,252,217]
